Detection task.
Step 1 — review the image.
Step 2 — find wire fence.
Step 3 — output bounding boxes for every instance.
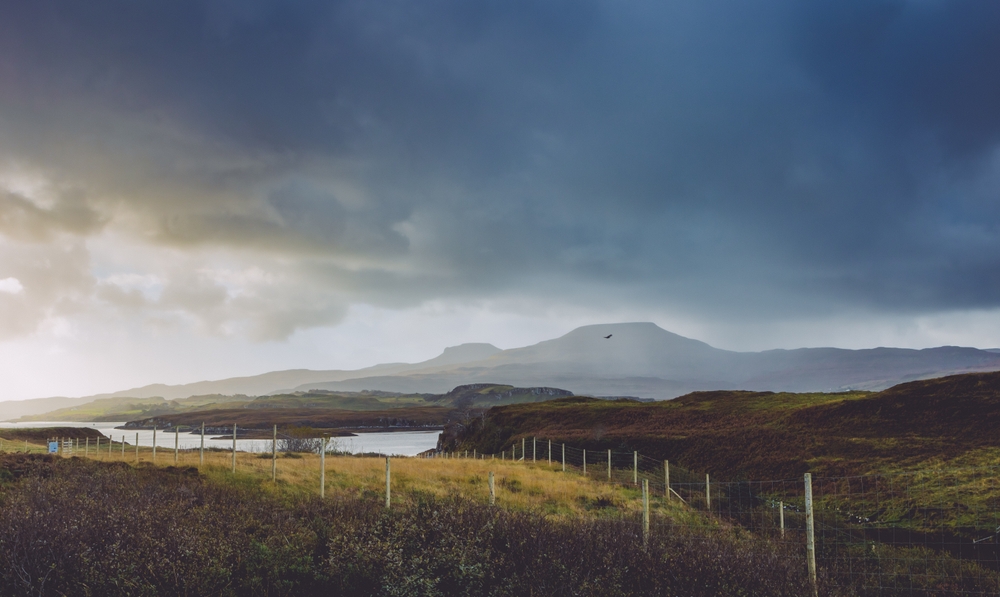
[430,437,1000,596]
[16,428,1000,595]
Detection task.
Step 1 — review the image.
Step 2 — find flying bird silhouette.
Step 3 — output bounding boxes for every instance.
[603,334,612,339]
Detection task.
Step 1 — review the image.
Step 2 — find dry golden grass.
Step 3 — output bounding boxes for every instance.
[43,443,703,524]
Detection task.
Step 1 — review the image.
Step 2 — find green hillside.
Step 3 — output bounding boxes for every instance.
[21,384,575,427]
[443,371,1000,480]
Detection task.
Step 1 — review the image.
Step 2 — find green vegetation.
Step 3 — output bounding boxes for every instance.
[18,394,254,422]
[0,454,815,597]
[18,384,574,432]
[445,372,1000,480]
[441,371,1000,547]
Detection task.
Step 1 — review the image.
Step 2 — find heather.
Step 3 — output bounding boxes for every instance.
[0,454,811,597]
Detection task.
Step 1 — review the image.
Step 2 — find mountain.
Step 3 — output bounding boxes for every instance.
[6,323,1000,420]
[0,343,502,420]
[297,323,1000,397]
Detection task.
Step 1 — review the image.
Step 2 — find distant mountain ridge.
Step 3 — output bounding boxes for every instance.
[4,322,1000,419]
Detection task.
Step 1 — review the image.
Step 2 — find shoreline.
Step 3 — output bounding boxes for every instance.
[116,425,444,440]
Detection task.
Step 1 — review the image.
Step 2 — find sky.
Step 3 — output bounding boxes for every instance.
[1,0,1000,401]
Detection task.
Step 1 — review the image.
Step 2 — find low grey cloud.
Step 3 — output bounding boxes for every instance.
[1,0,999,340]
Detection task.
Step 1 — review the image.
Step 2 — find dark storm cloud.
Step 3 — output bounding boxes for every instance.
[1,0,1000,330]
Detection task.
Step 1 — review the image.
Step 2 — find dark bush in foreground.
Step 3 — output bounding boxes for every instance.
[0,455,847,596]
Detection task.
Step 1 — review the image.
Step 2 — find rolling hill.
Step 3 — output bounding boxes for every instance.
[5,322,1000,420]
[440,370,1000,480]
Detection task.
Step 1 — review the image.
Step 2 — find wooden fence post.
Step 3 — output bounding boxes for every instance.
[705,474,711,510]
[385,457,391,509]
[805,473,818,597]
[121,435,125,458]
[85,437,89,457]
[532,437,536,462]
[664,460,670,500]
[522,438,525,461]
[608,449,612,480]
[174,428,179,464]
[780,501,785,538]
[489,470,496,505]
[231,424,237,473]
[272,424,277,482]
[151,428,155,463]
[562,443,566,472]
[548,439,552,465]
[200,422,205,466]
[634,451,638,485]
[642,479,650,545]
[583,449,587,475]
[96,435,100,456]
[135,433,139,462]
[320,438,326,499]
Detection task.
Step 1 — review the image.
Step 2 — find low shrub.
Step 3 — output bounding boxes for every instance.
[1,454,981,596]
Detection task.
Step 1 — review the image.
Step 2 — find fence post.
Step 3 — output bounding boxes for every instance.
[151,428,155,463]
[96,435,100,456]
[533,437,536,462]
[522,438,525,461]
[804,473,818,597]
[108,435,112,456]
[174,428,179,464]
[548,439,552,465]
[199,422,205,466]
[489,470,496,505]
[583,449,587,475]
[562,443,566,472]
[780,501,785,538]
[385,457,391,509]
[135,433,139,462]
[634,451,638,485]
[664,460,670,500]
[608,449,612,480]
[85,437,89,457]
[231,424,237,473]
[121,435,125,458]
[642,478,650,545]
[705,474,711,510]
[473,449,476,459]
[320,438,326,499]
[272,424,277,482]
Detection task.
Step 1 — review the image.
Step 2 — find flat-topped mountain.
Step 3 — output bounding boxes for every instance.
[297,322,1000,397]
[4,322,1000,419]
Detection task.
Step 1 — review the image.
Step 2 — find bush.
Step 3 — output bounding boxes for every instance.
[7,454,985,596]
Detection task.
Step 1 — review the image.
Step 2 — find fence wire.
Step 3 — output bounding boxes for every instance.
[435,437,1000,596]
[21,428,1000,595]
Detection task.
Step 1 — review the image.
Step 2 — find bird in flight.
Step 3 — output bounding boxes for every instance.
[603,334,612,339]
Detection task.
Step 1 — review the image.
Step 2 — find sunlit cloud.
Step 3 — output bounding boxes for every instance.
[0,0,999,399]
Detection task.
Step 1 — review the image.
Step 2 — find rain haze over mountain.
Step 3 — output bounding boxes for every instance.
[2,0,1000,401]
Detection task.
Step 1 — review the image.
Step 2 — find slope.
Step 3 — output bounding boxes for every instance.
[442,371,1000,480]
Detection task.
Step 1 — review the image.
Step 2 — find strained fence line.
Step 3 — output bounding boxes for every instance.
[465,436,1000,596]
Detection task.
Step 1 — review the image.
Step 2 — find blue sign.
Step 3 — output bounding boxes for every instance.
[48,441,58,454]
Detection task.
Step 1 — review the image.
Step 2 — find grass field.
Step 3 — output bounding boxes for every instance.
[4,435,1000,595]
[16,439,700,523]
